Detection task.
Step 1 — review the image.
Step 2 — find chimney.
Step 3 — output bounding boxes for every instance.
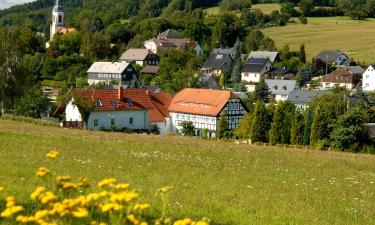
[146,90,150,96]
[118,86,123,100]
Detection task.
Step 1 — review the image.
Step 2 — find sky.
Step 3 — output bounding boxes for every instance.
[0,0,35,10]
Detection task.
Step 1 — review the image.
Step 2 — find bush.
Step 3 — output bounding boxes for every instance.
[0,115,60,127]
[299,16,308,24]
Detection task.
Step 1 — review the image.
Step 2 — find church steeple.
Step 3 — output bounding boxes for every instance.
[50,0,65,41]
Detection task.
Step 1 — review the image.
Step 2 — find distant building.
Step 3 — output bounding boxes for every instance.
[362,65,375,92]
[248,51,279,63]
[265,79,300,102]
[119,48,159,66]
[287,90,330,110]
[241,58,272,84]
[47,0,76,47]
[322,67,362,90]
[141,65,160,76]
[87,62,137,87]
[265,68,295,80]
[144,29,202,55]
[313,50,349,68]
[201,49,234,77]
[65,87,173,134]
[168,88,248,138]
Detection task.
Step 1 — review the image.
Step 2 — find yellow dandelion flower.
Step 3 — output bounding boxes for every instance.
[61,182,78,190]
[127,214,140,225]
[30,186,47,200]
[133,203,150,211]
[0,186,4,193]
[173,218,192,225]
[5,196,16,208]
[72,207,89,218]
[115,183,129,190]
[56,176,71,182]
[1,205,24,218]
[36,167,50,177]
[97,178,116,188]
[16,215,35,223]
[46,150,59,159]
[40,192,58,204]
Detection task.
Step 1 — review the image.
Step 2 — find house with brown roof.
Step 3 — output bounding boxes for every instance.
[120,48,160,66]
[65,87,172,134]
[168,88,248,138]
[144,29,202,55]
[322,67,362,90]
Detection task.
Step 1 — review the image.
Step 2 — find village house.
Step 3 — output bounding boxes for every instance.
[168,88,248,138]
[287,90,330,110]
[200,49,234,77]
[321,67,362,89]
[362,65,375,92]
[241,57,272,84]
[313,50,350,68]
[87,62,137,87]
[64,87,172,134]
[119,48,160,66]
[265,68,295,80]
[265,79,300,102]
[248,51,279,63]
[144,29,202,55]
[141,65,160,77]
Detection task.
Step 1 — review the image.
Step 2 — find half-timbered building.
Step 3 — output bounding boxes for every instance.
[168,88,248,138]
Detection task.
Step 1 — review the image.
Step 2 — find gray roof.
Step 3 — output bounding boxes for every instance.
[87,62,131,74]
[201,52,233,72]
[265,79,299,96]
[141,65,160,74]
[158,29,181,39]
[242,58,269,73]
[347,66,365,74]
[213,47,235,55]
[120,48,152,61]
[315,50,348,63]
[287,90,330,105]
[53,0,63,12]
[249,51,278,63]
[266,68,293,76]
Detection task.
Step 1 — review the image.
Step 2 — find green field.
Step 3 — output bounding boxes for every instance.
[1,121,375,224]
[263,17,375,63]
[205,3,281,15]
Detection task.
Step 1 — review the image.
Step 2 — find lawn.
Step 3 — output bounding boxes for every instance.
[262,17,375,63]
[1,120,375,225]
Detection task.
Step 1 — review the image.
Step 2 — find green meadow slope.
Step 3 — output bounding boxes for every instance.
[0,121,375,225]
[263,17,375,63]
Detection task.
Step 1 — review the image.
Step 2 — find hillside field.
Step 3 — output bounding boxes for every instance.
[263,17,375,63]
[204,3,281,15]
[1,121,375,224]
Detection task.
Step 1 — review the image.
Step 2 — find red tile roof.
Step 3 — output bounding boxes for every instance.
[168,88,240,117]
[73,88,172,123]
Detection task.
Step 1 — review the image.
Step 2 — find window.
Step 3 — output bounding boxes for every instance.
[58,15,62,23]
[95,99,103,107]
[111,118,115,126]
[129,117,134,125]
[94,119,99,127]
[127,67,133,72]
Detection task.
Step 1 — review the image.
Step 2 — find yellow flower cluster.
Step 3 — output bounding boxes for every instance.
[0,150,211,225]
[0,196,24,218]
[46,150,59,159]
[36,167,50,177]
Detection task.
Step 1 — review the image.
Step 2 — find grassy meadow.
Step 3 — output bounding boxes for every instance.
[204,3,280,15]
[263,17,375,63]
[1,120,375,224]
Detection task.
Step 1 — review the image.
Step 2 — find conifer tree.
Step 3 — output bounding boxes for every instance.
[303,108,314,145]
[217,110,228,139]
[281,101,295,144]
[253,78,271,103]
[291,110,305,145]
[250,101,270,143]
[269,102,284,145]
[299,44,306,63]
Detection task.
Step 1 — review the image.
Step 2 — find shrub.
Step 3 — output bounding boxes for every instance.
[299,16,308,24]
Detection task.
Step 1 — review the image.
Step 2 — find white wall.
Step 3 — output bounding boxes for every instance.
[87,110,149,131]
[65,100,82,122]
[322,82,353,90]
[170,112,217,134]
[241,62,271,83]
[144,41,157,54]
[151,117,172,135]
[363,66,375,91]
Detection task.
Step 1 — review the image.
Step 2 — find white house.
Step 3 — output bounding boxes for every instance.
[265,79,300,102]
[362,65,375,92]
[64,87,172,134]
[87,62,137,87]
[168,88,248,138]
[241,58,272,84]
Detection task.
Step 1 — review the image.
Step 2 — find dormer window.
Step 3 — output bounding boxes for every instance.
[124,98,133,106]
[216,55,223,59]
[95,99,103,107]
[273,85,278,90]
[282,86,287,90]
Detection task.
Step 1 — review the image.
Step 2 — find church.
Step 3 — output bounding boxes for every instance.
[46,0,76,48]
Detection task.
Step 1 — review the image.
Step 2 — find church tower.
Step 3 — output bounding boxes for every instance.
[50,0,64,41]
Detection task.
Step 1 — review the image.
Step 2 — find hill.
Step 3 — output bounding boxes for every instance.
[262,17,375,63]
[1,120,375,225]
